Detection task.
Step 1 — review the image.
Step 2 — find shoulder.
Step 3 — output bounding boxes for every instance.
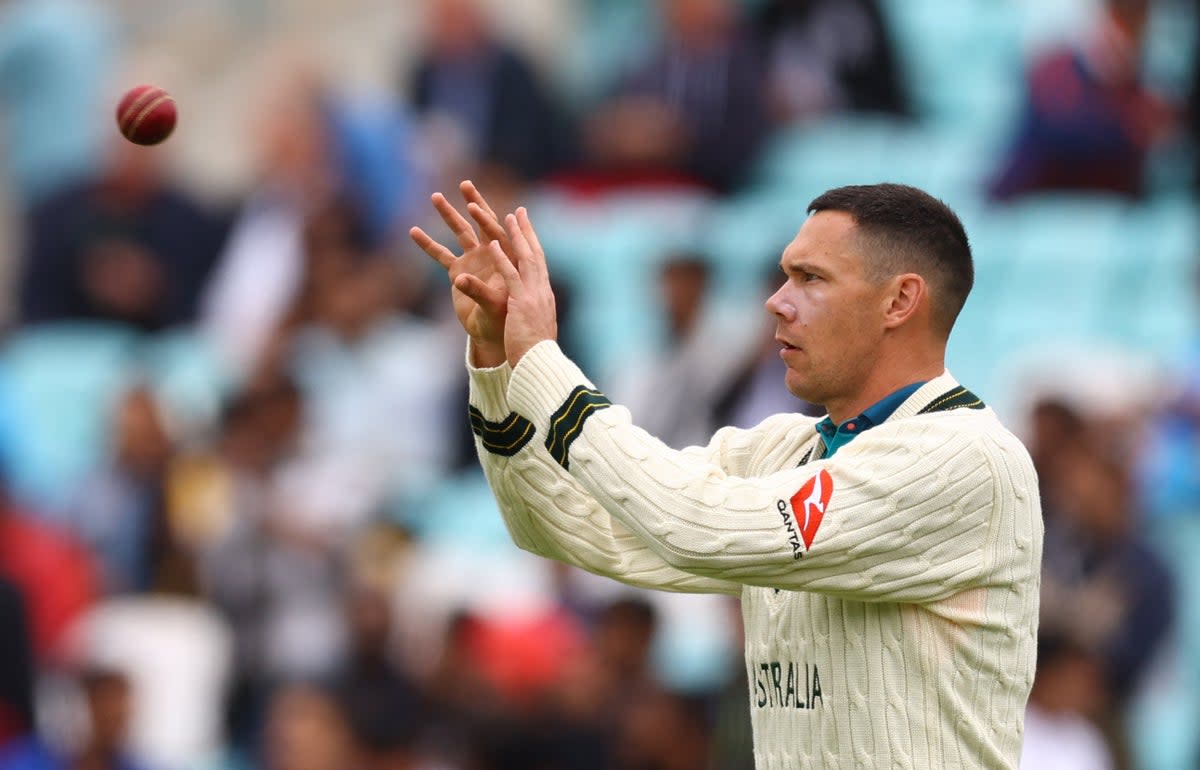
[849,406,1035,475]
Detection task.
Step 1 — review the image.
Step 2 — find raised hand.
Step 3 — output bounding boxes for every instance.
[478,207,558,368]
[409,180,513,367]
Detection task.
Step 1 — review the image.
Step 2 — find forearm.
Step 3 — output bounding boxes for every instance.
[468,346,738,594]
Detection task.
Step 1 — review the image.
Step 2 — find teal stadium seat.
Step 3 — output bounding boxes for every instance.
[0,323,138,512]
[990,196,1133,345]
[878,0,1021,137]
[140,329,236,435]
[557,0,657,108]
[1118,196,1199,356]
[752,117,996,208]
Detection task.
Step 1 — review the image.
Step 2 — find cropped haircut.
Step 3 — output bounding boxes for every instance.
[807,183,973,333]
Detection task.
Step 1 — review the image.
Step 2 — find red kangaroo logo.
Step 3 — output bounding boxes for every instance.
[790,470,833,550]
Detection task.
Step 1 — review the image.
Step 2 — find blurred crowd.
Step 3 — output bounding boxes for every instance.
[0,0,1199,768]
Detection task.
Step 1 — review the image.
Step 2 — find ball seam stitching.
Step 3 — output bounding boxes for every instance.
[119,88,161,134]
[127,95,174,142]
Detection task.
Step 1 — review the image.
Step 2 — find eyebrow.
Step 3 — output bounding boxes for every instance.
[780,261,823,276]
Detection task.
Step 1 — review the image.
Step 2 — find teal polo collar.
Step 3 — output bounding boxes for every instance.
[815,381,927,458]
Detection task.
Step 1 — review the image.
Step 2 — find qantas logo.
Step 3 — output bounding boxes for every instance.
[781,469,832,553]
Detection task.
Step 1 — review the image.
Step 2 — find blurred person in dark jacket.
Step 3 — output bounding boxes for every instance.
[577,0,767,193]
[407,0,575,184]
[1039,443,1174,705]
[753,0,910,124]
[987,0,1176,201]
[19,139,229,331]
[330,582,426,770]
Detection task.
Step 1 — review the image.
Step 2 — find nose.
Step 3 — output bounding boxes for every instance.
[765,285,795,322]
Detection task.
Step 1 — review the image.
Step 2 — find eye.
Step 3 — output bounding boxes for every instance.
[802,272,820,282]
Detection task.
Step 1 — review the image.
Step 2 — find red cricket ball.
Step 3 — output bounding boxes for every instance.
[115,85,177,146]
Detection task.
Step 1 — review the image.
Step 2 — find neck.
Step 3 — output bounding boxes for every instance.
[823,347,945,424]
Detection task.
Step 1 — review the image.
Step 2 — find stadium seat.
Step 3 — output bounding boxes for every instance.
[751,117,995,208]
[0,323,138,512]
[140,329,236,438]
[1118,196,1199,355]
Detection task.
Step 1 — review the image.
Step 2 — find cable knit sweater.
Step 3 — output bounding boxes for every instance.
[468,340,1042,769]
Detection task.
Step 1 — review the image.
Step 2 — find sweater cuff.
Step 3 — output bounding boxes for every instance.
[465,341,512,420]
[466,342,536,457]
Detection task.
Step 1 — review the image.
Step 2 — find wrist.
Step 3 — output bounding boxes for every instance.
[470,338,507,369]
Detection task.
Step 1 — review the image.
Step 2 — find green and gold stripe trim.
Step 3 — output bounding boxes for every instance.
[469,406,535,457]
[918,385,985,414]
[546,386,613,470]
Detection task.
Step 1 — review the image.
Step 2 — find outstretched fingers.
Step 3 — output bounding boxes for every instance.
[431,192,479,250]
[508,208,548,282]
[467,202,509,246]
[516,206,544,258]
[456,179,504,239]
[409,226,456,270]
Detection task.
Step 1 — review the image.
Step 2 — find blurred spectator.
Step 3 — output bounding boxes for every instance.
[0,478,97,662]
[200,68,343,380]
[0,577,34,749]
[258,684,353,770]
[612,689,710,770]
[276,253,460,530]
[707,599,753,770]
[613,254,755,448]
[987,0,1176,201]
[164,378,350,743]
[63,598,235,770]
[1139,349,1200,518]
[330,582,425,770]
[1020,634,1115,770]
[577,0,767,193]
[1040,444,1174,705]
[18,140,229,331]
[753,0,910,124]
[63,385,175,595]
[1025,397,1090,521]
[533,597,664,770]
[325,92,427,246]
[419,611,503,766]
[0,667,157,770]
[407,0,575,185]
[0,0,118,207]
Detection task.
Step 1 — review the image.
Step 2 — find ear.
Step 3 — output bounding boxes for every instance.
[881,273,926,329]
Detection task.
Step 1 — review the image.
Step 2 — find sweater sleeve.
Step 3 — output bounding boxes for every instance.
[467,346,741,596]
[507,341,1028,603]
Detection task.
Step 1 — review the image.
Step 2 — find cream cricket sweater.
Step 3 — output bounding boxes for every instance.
[468,341,1042,770]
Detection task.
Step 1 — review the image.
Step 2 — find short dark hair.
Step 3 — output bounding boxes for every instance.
[807,183,973,333]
